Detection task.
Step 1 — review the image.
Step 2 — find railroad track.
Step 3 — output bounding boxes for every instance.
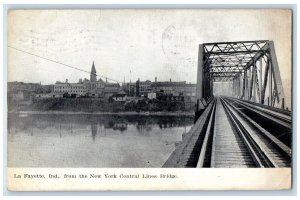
[163,96,291,168]
[196,97,291,168]
[234,98,291,116]
[224,97,292,147]
[225,97,291,128]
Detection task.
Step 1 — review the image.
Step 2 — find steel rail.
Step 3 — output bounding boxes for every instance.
[228,97,291,116]
[223,98,291,158]
[219,97,267,167]
[227,97,291,128]
[232,98,291,122]
[196,101,216,168]
[163,98,216,167]
[222,97,291,167]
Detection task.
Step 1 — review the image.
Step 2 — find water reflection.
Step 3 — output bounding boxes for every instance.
[8,114,194,167]
[8,114,193,141]
[91,122,97,141]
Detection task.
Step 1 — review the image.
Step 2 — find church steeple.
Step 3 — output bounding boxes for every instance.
[90,61,97,82]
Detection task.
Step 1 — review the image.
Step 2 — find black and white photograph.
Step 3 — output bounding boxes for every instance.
[6,8,293,191]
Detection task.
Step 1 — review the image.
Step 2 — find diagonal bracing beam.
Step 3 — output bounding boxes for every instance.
[198,40,286,109]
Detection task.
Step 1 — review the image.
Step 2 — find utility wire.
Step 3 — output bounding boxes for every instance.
[8,45,122,83]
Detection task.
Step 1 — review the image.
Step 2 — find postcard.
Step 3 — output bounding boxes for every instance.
[7,8,292,191]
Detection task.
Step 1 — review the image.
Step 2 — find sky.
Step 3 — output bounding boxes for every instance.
[7,9,291,105]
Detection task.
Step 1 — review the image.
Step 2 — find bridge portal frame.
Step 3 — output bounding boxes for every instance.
[196,40,285,111]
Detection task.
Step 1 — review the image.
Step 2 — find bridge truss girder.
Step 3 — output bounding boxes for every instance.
[196,40,285,109]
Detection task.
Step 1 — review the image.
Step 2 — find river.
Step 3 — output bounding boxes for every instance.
[7,114,194,168]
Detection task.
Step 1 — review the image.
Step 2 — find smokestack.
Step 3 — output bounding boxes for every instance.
[155,77,157,82]
[66,79,68,83]
[170,78,171,82]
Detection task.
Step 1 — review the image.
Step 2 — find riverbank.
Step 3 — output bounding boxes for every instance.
[8,98,195,114]
[8,110,195,116]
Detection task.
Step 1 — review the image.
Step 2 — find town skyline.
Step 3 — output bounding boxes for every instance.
[8,61,198,86]
[8,9,291,91]
[9,63,197,100]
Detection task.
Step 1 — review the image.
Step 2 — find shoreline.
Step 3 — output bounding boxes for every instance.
[8,110,195,116]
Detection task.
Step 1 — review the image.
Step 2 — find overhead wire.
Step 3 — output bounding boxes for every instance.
[8,45,122,83]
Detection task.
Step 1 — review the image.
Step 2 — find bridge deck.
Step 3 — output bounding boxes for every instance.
[211,98,255,168]
[163,96,291,168]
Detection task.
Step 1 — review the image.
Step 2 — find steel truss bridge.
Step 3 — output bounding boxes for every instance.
[164,40,292,168]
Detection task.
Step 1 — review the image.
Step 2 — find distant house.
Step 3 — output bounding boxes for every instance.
[103,83,121,99]
[147,92,157,99]
[112,93,127,102]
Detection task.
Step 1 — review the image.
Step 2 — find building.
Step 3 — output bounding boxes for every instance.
[8,81,42,101]
[123,82,136,96]
[35,93,63,98]
[53,62,121,98]
[112,93,127,102]
[184,83,197,102]
[122,77,196,101]
[103,83,121,98]
[90,61,97,82]
[151,78,196,102]
[40,85,54,93]
[87,79,106,97]
[8,81,42,93]
[136,79,152,97]
[147,92,157,99]
[151,80,186,96]
[88,61,98,93]
[53,80,88,97]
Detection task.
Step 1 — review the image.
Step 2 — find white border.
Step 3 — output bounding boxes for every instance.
[1,0,299,199]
